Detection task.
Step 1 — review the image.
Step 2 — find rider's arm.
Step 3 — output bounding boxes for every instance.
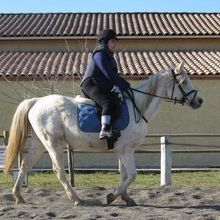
[93,51,130,90]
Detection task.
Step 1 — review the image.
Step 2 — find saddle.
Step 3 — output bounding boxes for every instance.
[76,95,129,132]
[76,95,129,149]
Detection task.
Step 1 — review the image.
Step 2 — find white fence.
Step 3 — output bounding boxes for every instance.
[1,131,220,187]
[0,145,5,169]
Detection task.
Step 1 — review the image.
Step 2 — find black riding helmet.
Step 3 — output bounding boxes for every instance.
[98,29,118,43]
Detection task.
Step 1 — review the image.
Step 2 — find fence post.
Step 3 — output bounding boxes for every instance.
[3,130,9,146]
[160,136,172,186]
[67,146,75,187]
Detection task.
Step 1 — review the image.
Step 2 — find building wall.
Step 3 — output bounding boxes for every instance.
[0,78,219,169]
[149,79,218,134]
[0,37,219,52]
[0,37,220,169]
[0,79,218,135]
[0,79,81,133]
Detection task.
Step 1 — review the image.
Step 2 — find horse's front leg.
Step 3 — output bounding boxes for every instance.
[48,145,83,206]
[107,148,137,205]
[119,159,137,206]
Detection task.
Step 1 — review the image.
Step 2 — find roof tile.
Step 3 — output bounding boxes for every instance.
[0,50,219,78]
[0,12,220,38]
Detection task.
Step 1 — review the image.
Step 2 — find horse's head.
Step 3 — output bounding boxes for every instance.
[167,62,203,109]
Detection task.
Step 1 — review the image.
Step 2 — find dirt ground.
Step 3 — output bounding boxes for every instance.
[1,187,220,220]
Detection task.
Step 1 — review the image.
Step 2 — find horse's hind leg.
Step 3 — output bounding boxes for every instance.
[107,148,137,205]
[45,140,82,206]
[13,133,44,204]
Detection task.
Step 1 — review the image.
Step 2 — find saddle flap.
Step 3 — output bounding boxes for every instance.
[77,101,129,133]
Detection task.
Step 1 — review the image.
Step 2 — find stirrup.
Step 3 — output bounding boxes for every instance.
[107,130,121,150]
[111,129,121,139]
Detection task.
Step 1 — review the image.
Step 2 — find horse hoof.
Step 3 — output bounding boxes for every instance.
[16,197,26,204]
[125,199,137,206]
[107,193,115,205]
[74,200,85,206]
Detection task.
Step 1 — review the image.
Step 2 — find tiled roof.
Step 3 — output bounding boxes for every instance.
[0,50,219,78]
[0,12,220,38]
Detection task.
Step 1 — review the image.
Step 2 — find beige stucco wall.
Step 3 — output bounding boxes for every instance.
[0,37,219,52]
[0,79,81,134]
[0,78,218,135]
[0,78,220,169]
[149,79,218,134]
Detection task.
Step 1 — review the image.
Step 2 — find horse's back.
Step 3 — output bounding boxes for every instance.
[33,94,76,109]
[28,94,77,135]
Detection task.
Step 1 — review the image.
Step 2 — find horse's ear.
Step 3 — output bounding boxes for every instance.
[175,62,185,74]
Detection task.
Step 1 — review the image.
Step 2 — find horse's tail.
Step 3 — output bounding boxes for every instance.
[4,98,39,175]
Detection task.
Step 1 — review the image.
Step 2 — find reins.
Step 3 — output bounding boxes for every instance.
[129,87,183,104]
[126,89,149,123]
[129,70,187,105]
[126,69,198,124]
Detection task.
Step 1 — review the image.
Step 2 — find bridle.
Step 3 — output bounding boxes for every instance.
[170,69,198,106]
[127,68,198,123]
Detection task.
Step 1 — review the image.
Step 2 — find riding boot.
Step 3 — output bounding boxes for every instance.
[99,115,111,139]
[99,124,111,139]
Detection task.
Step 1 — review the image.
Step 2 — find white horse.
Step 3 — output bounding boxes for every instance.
[4,62,203,206]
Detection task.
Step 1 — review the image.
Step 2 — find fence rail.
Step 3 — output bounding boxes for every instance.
[1,132,220,149]
[1,131,220,187]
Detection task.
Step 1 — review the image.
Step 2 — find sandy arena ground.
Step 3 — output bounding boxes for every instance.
[1,187,220,219]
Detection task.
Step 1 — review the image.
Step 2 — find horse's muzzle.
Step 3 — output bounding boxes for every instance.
[191,97,203,109]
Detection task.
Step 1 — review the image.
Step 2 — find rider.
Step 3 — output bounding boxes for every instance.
[80,29,130,140]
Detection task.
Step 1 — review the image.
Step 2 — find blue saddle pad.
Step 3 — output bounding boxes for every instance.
[77,102,129,132]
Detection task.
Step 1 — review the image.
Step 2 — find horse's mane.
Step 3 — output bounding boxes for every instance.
[135,68,171,92]
[133,68,172,121]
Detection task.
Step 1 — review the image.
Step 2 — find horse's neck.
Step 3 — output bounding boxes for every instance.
[134,73,168,122]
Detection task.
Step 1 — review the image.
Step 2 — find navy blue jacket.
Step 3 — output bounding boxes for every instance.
[81,45,130,91]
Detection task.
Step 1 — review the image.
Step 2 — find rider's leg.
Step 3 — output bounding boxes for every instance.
[81,80,117,140]
[99,114,112,139]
